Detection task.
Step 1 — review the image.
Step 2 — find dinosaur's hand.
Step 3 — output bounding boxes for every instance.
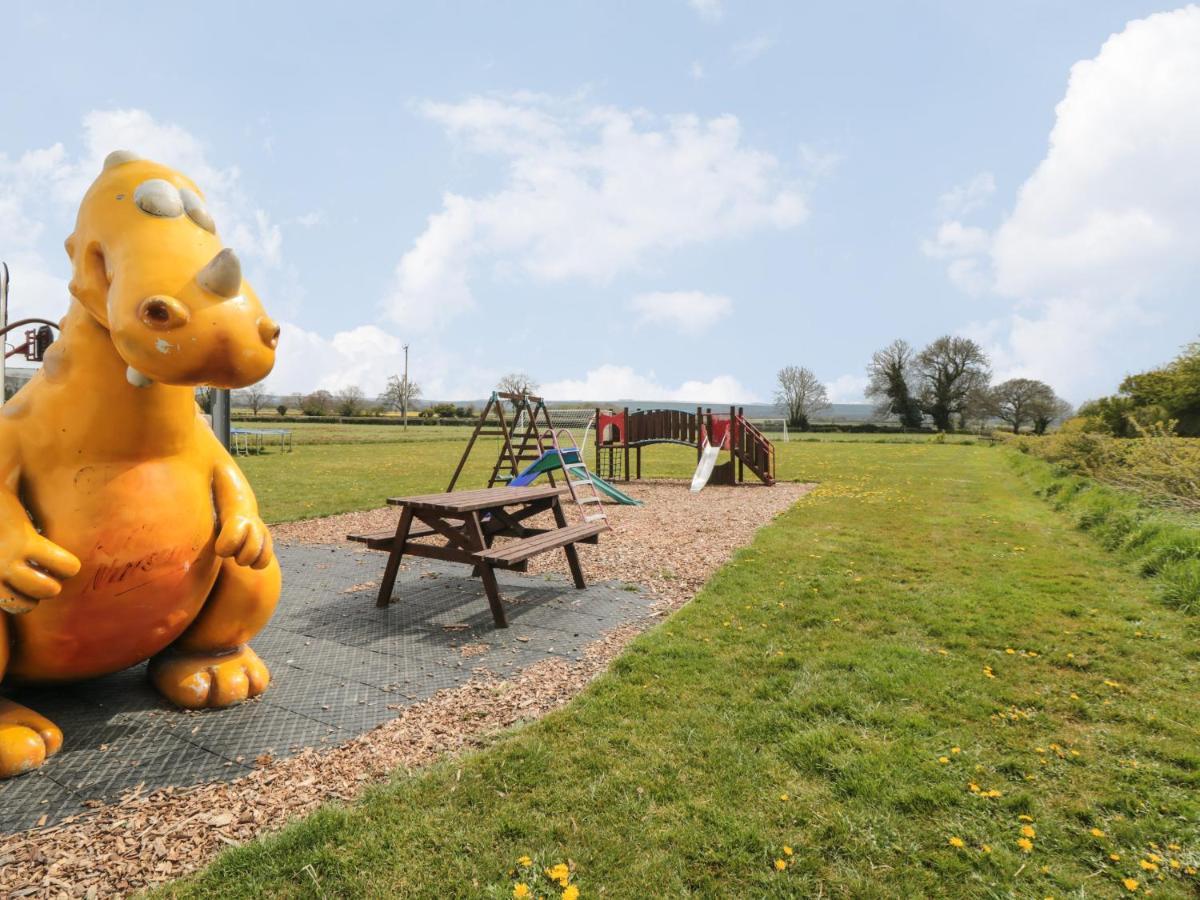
[215,514,274,569]
[0,530,82,615]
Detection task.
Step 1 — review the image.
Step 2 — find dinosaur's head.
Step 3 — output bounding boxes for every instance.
[64,150,279,389]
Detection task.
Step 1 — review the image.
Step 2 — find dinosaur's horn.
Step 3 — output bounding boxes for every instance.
[196,249,242,298]
[103,150,141,171]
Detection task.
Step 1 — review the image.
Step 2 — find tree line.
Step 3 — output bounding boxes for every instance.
[1073,340,1200,436]
[775,335,1072,433]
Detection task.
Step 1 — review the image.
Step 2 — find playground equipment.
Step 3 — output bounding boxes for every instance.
[0,151,282,778]
[449,391,639,522]
[595,406,776,489]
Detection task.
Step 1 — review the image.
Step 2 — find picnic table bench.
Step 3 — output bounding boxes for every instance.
[349,485,609,627]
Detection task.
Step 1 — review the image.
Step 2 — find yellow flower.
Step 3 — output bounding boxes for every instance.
[1090,828,1105,838]
[1122,877,1139,892]
[562,887,580,900]
[1021,825,1037,839]
[514,885,530,899]
[783,846,793,856]
[938,756,950,765]
[779,793,789,802]
[774,858,788,871]
[1019,815,1034,822]
[1006,648,1016,655]
[983,789,1003,798]
[546,863,571,886]
[968,782,981,793]
[951,746,961,754]
[949,836,965,849]
[983,666,996,679]
[1017,837,1034,853]
[1110,853,1122,862]
[517,856,533,867]
[1139,859,1158,872]
[981,844,992,854]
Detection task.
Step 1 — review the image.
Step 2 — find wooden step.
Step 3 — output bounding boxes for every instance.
[348,526,437,550]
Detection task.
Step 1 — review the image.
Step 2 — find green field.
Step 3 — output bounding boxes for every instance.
[169,439,1200,897]
[240,425,983,522]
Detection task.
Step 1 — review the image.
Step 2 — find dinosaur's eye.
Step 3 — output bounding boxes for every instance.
[180,188,216,233]
[133,179,183,218]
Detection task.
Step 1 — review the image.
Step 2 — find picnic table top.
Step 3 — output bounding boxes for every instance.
[387,485,567,513]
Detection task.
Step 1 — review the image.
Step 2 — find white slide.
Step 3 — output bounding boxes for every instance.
[690,441,724,492]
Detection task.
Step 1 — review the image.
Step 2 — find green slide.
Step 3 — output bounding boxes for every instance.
[507,448,641,505]
[586,472,642,506]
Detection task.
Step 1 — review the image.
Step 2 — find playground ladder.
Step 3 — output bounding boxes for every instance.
[548,425,609,525]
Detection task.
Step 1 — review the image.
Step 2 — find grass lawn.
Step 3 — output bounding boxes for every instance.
[168,442,1200,897]
[241,424,980,523]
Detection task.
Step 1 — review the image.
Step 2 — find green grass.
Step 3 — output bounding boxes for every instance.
[168,443,1200,897]
[242,423,974,522]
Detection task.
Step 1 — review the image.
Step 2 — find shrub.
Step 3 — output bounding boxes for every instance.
[276,404,288,417]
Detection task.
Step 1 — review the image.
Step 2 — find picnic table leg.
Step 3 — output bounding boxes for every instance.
[467,512,508,628]
[552,498,587,590]
[376,506,414,608]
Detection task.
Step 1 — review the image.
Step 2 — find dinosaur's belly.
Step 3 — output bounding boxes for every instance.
[9,457,220,682]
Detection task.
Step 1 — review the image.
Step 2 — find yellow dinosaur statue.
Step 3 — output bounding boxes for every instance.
[0,151,282,778]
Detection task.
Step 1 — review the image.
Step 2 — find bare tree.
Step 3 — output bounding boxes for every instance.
[496,372,538,396]
[1030,394,1073,435]
[300,390,333,416]
[334,385,365,417]
[914,336,991,431]
[236,382,269,415]
[379,375,422,414]
[775,366,830,431]
[990,378,1056,434]
[865,339,923,429]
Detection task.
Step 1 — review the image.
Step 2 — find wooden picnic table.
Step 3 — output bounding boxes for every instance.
[349,485,609,628]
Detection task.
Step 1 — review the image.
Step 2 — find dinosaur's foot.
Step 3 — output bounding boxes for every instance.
[149,645,270,710]
[0,698,63,778]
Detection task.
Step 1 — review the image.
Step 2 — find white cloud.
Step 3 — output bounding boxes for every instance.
[386,94,806,332]
[294,211,324,227]
[936,172,995,218]
[688,0,723,23]
[925,7,1200,396]
[541,364,756,404]
[731,34,775,65]
[628,290,732,335]
[825,374,867,404]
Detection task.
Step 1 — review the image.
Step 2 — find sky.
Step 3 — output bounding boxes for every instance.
[1,1,1197,405]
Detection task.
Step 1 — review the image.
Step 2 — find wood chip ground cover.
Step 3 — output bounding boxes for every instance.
[0,481,808,897]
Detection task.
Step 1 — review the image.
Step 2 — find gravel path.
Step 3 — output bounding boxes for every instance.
[2,480,810,896]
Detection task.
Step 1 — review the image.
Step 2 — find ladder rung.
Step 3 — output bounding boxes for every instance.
[576,496,602,503]
[583,513,607,523]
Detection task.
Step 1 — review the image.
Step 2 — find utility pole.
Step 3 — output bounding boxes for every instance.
[0,262,8,408]
[212,388,231,450]
[402,342,409,431]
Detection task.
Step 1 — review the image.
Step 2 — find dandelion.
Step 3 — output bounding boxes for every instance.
[968,782,981,793]
[1019,815,1034,822]
[779,793,789,801]
[1006,648,1016,655]
[1139,859,1158,872]
[774,858,788,871]
[949,836,965,849]
[517,856,533,867]
[951,747,961,754]
[563,887,580,900]
[546,863,571,887]
[1070,693,1080,700]
[514,885,531,899]
[783,846,793,856]
[983,789,1003,798]
[1122,878,1139,892]
[981,844,992,854]
[938,756,950,765]
[1021,825,1037,839]
[1018,837,1034,853]
[1168,844,1181,851]
[983,666,996,679]
[1110,854,1121,862]
[1091,828,1105,838]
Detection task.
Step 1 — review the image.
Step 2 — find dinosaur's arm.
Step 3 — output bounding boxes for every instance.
[0,424,81,613]
[205,424,273,569]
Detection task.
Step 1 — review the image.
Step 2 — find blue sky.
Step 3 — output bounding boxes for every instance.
[2,1,1196,404]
